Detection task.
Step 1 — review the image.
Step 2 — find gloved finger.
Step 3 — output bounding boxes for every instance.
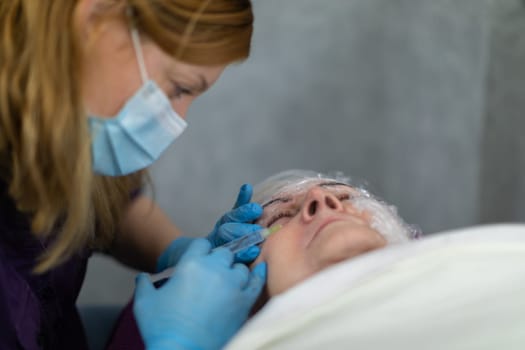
[221,203,263,224]
[134,273,155,302]
[217,222,263,242]
[231,263,250,288]
[234,245,261,264]
[243,262,267,297]
[156,237,194,272]
[178,238,212,265]
[210,247,235,266]
[233,184,253,209]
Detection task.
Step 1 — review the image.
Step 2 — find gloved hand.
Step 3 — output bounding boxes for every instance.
[156,184,263,272]
[134,239,267,350]
[207,183,263,262]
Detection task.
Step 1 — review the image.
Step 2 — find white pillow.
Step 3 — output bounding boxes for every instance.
[226,224,525,350]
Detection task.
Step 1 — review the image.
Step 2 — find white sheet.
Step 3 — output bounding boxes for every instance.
[225,224,525,350]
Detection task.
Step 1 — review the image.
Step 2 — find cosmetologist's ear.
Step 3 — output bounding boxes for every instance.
[73,0,124,41]
[73,0,99,39]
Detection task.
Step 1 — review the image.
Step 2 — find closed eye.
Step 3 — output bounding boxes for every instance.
[265,194,354,226]
[169,82,194,99]
[266,211,294,227]
[337,193,354,201]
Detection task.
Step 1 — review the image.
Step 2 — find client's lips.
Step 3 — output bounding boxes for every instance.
[306,218,345,247]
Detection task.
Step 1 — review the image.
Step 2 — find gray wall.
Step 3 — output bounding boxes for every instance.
[79,0,525,306]
[480,0,525,222]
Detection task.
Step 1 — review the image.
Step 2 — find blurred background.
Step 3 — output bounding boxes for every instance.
[78,0,525,327]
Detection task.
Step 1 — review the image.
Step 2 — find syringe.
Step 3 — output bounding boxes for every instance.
[214,224,281,254]
[149,225,281,283]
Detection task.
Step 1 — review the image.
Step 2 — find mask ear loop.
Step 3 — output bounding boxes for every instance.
[128,9,148,84]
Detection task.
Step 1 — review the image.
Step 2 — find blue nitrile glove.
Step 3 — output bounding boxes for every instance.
[134,239,267,350]
[156,236,194,273]
[156,184,263,272]
[207,183,263,263]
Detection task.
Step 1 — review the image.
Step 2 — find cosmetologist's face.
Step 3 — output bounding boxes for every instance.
[76,5,225,119]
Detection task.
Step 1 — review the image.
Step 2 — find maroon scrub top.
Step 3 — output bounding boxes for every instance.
[0,182,91,350]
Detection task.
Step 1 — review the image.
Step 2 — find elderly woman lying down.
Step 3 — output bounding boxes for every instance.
[246,169,420,306]
[107,170,525,349]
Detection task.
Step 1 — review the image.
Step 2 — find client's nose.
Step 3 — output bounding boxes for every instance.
[301,187,344,222]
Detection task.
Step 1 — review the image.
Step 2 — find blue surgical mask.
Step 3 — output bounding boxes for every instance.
[88,26,187,176]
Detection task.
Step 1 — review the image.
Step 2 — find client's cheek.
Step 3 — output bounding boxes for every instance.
[249,227,280,268]
[314,226,388,269]
[249,233,277,268]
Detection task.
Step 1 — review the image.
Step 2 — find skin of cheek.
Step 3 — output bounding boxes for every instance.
[252,222,315,296]
[81,18,142,117]
[252,217,387,297]
[308,221,387,270]
[141,40,227,116]
[140,41,195,117]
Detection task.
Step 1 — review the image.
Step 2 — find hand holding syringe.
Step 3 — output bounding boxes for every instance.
[150,225,281,283]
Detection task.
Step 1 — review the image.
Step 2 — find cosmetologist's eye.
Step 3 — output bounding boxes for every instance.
[170,83,193,99]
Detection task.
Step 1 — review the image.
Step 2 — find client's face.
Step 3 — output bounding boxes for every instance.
[252,181,389,296]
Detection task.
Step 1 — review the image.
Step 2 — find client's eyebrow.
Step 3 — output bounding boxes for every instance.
[318,181,353,189]
[261,182,351,208]
[262,197,291,209]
